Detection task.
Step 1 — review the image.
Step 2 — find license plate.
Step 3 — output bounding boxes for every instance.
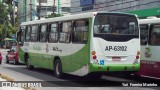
[112,57,121,61]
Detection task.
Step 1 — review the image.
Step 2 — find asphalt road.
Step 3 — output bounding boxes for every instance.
[0,49,159,90]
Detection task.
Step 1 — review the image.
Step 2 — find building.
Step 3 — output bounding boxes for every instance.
[36,0,71,18]
[71,0,160,18]
[70,0,81,13]
[17,0,37,23]
[54,0,71,15]
[17,0,71,24]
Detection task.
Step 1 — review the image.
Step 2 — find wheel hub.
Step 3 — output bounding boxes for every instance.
[56,63,60,75]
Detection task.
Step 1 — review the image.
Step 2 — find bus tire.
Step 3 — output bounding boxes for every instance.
[26,56,34,70]
[54,59,63,78]
[6,57,9,63]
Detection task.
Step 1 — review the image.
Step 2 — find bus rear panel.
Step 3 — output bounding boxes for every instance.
[89,13,140,73]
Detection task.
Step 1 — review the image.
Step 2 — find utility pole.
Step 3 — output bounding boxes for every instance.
[58,0,61,15]
[38,0,41,20]
[33,0,37,20]
[53,0,55,13]
[29,0,32,21]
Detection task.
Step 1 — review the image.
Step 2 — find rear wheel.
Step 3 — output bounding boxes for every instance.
[54,59,63,78]
[26,56,34,70]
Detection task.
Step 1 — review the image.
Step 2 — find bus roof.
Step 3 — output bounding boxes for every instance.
[138,18,160,25]
[21,11,136,26]
[21,12,96,26]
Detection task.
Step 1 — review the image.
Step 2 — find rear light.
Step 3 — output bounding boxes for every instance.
[91,51,96,55]
[93,55,97,59]
[137,51,140,55]
[136,55,139,59]
[136,51,140,60]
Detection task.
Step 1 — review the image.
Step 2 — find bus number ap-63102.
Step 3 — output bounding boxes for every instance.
[105,46,127,51]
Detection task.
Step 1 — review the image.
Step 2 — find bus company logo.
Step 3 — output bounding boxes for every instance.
[145,48,151,58]
[24,43,29,46]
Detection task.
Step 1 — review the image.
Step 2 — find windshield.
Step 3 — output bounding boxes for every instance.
[94,13,139,35]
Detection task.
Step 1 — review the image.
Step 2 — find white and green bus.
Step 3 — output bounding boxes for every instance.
[17,12,140,78]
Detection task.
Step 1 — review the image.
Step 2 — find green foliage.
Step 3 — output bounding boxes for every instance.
[46,13,63,18]
[0,1,18,40]
[7,23,18,37]
[0,3,8,22]
[0,24,3,35]
[3,0,13,4]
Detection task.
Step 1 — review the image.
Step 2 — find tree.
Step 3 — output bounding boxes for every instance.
[0,2,9,39]
[3,0,15,26]
[0,1,18,40]
[0,2,8,22]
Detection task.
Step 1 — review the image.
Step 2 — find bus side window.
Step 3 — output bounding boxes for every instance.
[18,27,25,45]
[40,24,47,42]
[25,26,31,42]
[21,29,25,44]
[31,25,38,42]
[59,21,71,43]
[149,25,160,45]
[140,25,148,45]
[72,19,88,44]
[49,23,58,43]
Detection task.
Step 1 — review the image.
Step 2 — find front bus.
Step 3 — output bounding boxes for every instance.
[89,12,140,75]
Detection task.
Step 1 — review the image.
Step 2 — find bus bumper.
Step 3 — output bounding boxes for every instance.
[89,63,140,73]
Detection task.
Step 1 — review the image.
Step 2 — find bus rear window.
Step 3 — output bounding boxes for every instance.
[94,14,139,35]
[149,25,160,45]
